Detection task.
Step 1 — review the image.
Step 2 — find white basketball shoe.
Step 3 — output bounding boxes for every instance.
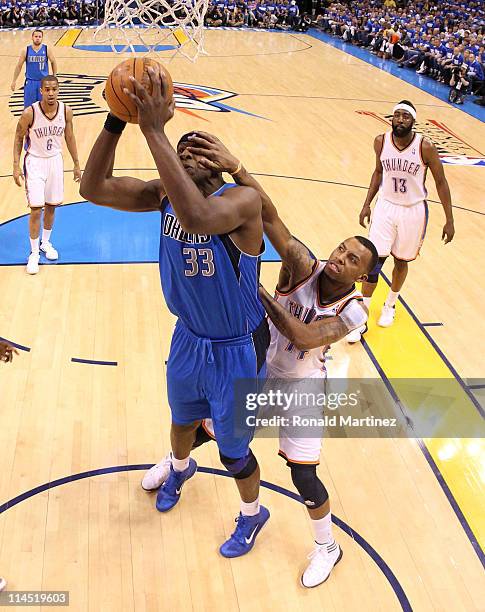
[301,542,343,588]
[378,304,396,327]
[0,576,6,591]
[40,241,58,260]
[346,324,367,344]
[141,453,172,491]
[26,252,40,275]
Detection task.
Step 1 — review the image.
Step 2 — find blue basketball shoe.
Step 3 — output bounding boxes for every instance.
[156,458,197,512]
[219,506,270,558]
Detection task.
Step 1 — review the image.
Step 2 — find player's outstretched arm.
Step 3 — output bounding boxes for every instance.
[359,134,384,227]
[12,107,33,187]
[11,48,26,91]
[422,138,455,244]
[185,132,314,282]
[259,286,367,350]
[64,106,81,182]
[80,118,164,212]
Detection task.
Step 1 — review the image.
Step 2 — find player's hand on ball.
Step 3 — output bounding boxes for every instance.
[359,204,371,228]
[125,66,175,134]
[186,132,240,174]
[442,219,455,244]
[73,164,82,183]
[13,165,24,187]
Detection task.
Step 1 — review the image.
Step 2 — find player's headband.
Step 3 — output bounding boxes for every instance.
[392,104,416,120]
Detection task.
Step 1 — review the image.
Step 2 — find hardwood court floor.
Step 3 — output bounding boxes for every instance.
[0,27,484,611]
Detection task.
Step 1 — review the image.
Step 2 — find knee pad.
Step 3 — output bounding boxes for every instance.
[367,256,387,284]
[290,463,328,509]
[220,449,258,480]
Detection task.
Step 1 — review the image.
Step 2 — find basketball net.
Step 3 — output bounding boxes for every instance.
[95,0,210,61]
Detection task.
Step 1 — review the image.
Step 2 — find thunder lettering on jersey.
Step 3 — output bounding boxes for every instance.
[25,101,65,158]
[268,260,365,378]
[158,183,265,339]
[25,44,49,81]
[379,131,428,206]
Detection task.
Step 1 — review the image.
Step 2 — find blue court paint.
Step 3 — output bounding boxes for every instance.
[209,101,270,120]
[0,464,411,611]
[74,44,177,53]
[0,201,280,266]
[71,357,118,366]
[307,29,485,123]
[0,336,31,352]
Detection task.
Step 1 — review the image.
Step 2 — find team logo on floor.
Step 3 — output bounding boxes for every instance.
[357,111,485,167]
[9,74,265,121]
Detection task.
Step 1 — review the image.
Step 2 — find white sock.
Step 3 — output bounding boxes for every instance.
[30,237,39,254]
[363,296,371,309]
[172,455,190,472]
[41,228,52,244]
[385,290,399,308]
[240,497,260,517]
[311,512,334,546]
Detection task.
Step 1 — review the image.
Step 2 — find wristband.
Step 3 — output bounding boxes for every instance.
[104,113,126,135]
[231,160,242,175]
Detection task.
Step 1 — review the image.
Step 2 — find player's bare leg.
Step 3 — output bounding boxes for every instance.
[347,277,375,343]
[27,207,42,274]
[40,203,59,260]
[378,257,408,327]
[234,462,260,503]
[155,422,199,512]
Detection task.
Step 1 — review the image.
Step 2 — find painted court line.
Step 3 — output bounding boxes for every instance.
[363,278,484,564]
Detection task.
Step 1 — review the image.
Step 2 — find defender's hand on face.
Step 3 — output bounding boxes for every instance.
[125,67,175,135]
[185,132,240,174]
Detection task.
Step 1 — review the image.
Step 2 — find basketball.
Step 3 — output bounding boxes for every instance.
[105,58,174,124]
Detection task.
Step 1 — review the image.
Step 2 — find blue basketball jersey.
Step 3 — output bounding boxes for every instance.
[25,44,48,81]
[159,183,265,340]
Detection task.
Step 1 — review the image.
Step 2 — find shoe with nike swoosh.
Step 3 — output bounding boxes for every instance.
[219,506,270,558]
[156,458,197,512]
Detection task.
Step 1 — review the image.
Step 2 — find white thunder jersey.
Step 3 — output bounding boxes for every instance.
[267,261,364,378]
[379,131,428,206]
[27,101,66,158]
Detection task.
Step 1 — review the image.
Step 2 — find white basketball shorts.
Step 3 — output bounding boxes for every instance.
[369,197,429,261]
[24,153,64,208]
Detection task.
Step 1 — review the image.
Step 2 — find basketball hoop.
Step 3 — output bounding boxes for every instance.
[95,0,210,61]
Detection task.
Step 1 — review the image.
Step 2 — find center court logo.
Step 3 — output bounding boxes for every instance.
[9,73,266,120]
[357,110,485,167]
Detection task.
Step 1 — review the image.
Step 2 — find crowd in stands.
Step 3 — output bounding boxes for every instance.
[315,1,485,104]
[204,0,312,31]
[0,0,100,28]
[1,0,484,104]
